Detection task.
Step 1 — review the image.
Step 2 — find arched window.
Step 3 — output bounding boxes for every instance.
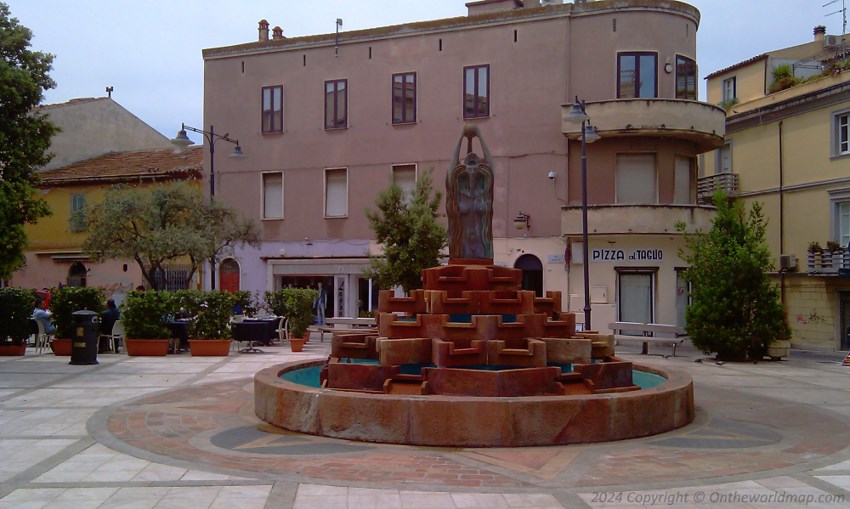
[514,254,543,297]
[67,262,87,288]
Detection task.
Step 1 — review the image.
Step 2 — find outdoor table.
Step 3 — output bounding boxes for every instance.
[232,321,273,353]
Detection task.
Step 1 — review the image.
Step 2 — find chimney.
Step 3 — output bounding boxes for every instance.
[258,19,270,42]
[272,26,284,40]
[814,25,826,42]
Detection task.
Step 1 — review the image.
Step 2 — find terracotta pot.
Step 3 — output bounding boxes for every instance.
[0,343,26,356]
[188,339,231,357]
[51,338,72,356]
[125,338,170,356]
[290,338,305,352]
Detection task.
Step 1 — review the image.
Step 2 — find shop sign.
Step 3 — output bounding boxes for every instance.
[591,249,664,262]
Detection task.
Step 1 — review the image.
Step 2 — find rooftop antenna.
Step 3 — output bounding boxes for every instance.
[825,0,847,34]
[335,18,343,57]
[105,86,113,99]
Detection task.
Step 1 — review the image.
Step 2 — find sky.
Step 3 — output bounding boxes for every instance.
[5,0,846,144]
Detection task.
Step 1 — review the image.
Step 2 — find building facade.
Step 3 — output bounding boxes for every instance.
[202,0,723,328]
[704,27,850,350]
[11,147,202,299]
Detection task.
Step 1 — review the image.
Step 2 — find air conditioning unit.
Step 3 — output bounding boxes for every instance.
[779,254,797,271]
[825,35,839,47]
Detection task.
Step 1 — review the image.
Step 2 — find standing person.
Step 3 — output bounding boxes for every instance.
[32,298,56,334]
[99,299,121,353]
[314,283,327,325]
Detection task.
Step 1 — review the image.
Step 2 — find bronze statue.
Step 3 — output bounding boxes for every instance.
[446,125,494,259]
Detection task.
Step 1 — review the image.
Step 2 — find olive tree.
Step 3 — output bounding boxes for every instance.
[83,182,259,290]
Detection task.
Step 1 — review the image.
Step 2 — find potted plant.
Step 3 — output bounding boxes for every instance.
[121,290,172,356]
[188,290,237,356]
[0,288,36,356]
[50,286,104,356]
[283,287,318,351]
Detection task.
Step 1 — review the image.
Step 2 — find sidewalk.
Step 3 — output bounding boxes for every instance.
[1,336,850,508]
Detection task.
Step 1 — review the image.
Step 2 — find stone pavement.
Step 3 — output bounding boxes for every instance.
[2,336,850,508]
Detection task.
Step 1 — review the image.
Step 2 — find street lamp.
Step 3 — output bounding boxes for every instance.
[171,123,246,290]
[565,97,600,330]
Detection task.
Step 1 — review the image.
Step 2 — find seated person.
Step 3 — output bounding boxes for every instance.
[99,299,121,353]
[32,299,56,335]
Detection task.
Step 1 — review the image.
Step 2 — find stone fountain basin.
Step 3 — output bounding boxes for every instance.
[254,360,694,447]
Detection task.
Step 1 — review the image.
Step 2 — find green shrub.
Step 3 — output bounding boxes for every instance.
[0,288,37,345]
[121,291,171,339]
[51,287,105,339]
[188,291,237,340]
[283,288,318,338]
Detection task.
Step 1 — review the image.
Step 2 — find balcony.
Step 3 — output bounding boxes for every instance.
[561,204,715,237]
[697,173,740,204]
[808,251,850,276]
[561,99,726,153]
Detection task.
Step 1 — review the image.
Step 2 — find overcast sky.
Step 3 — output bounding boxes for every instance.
[6,1,844,144]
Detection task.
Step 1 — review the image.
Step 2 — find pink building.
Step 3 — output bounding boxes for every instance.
[201,0,724,329]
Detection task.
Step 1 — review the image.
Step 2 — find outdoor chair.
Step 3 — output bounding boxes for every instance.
[100,319,125,353]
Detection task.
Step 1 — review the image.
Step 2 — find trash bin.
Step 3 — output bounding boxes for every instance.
[70,310,99,365]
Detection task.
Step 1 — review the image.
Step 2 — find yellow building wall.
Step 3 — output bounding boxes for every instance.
[706,61,766,106]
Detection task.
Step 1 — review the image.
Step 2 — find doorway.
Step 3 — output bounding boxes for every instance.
[67,262,87,287]
[219,258,240,293]
[514,254,543,297]
[840,292,850,350]
[618,271,654,334]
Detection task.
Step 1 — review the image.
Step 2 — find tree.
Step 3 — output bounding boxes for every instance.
[82,182,259,290]
[365,169,447,293]
[0,3,58,278]
[677,191,790,360]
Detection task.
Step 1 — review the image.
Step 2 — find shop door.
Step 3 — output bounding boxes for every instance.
[514,254,543,297]
[618,273,653,335]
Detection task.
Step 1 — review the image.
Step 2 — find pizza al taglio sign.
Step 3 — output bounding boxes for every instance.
[591,249,664,262]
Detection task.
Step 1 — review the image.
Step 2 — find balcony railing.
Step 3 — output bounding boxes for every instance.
[808,250,850,275]
[697,173,739,204]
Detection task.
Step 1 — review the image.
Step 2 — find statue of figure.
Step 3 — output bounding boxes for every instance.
[446,125,494,259]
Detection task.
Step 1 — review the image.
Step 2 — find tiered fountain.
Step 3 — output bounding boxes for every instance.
[255,126,694,447]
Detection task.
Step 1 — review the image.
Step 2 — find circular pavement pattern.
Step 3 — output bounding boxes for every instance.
[90,377,850,491]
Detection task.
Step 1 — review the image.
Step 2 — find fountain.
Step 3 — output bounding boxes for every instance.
[255,126,694,447]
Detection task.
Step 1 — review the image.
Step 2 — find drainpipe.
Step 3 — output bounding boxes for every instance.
[779,121,785,308]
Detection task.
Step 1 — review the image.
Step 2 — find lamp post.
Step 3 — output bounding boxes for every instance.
[565,97,600,331]
[171,124,246,290]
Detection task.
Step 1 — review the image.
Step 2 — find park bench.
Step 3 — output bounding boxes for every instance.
[314,317,377,342]
[608,321,688,357]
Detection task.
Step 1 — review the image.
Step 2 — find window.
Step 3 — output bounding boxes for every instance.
[716,142,732,174]
[325,168,348,217]
[324,79,347,129]
[829,189,850,247]
[834,110,849,156]
[262,85,283,133]
[262,172,283,219]
[618,52,657,98]
[463,64,490,118]
[392,72,417,124]
[675,56,697,100]
[616,154,656,204]
[722,77,737,103]
[70,193,85,232]
[674,156,694,204]
[392,164,416,204]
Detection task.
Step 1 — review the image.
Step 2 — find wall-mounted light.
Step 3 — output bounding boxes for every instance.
[514,211,530,230]
[664,57,673,74]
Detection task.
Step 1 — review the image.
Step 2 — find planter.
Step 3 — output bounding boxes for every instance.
[767,339,791,360]
[125,338,170,357]
[290,338,305,352]
[188,339,231,357]
[51,338,72,356]
[0,343,26,356]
